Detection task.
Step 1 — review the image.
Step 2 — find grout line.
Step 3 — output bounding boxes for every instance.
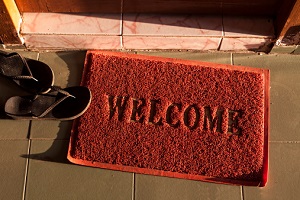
[20,30,273,38]
[120,0,124,49]
[36,52,40,61]
[23,120,33,199]
[221,14,225,38]
[132,173,135,200]
[26,120,32,139]
[217,14,225,51]
[120,0,124,35]
[221,13,225,38]
[217,37,223,51]
[120,33,124,50]
[240,186,245,200]
[270,141,300,144]
[231,53,234,65]
[27,138,70,141]
[120,36,123,51]
[0,138,33,141]
[22,139,31,200]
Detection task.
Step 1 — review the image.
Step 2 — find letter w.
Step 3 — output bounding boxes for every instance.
[108,95,128,121]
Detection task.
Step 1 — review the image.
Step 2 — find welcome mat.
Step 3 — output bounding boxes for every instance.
[68,51,269,186]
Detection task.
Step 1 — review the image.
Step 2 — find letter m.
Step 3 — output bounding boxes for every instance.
[107,95,128,121]
[204,106,223,133]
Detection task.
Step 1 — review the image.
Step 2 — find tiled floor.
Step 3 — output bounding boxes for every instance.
[0,50,299,200]
[20,13,274,51]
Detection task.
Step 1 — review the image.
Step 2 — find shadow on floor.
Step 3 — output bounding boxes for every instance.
[21,139,71,164]
[19,50,87,164]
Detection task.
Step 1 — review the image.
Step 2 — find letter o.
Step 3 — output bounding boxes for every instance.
[184,105,200,130]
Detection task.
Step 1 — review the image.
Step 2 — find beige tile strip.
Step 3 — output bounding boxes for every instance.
[21,13,275,50]
[23,35,121,49]
[22,13,121,35]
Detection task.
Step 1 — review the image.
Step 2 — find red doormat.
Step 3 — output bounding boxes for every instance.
[68,51,269,187]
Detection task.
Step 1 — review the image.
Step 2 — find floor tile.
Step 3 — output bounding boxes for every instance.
[26,140,133,200]
[223,17,274,38]
[1,50,298,200]
[123,36,221,50]
[136,51,231,64]
[123,14,222,36]
[233,54,300,141]
[243,142,300,200]
[220,38,271,51]
[135,174,241,200]
[24,35,121,49]
[270,45,297,54]
[0,120,30,139]
[2,50,38,59]
[38,51,86,88]
[0,140,29,200]
[30,120,73,139]
[22,13,121,35]
[292,45,300,54]
[0,51,38,117]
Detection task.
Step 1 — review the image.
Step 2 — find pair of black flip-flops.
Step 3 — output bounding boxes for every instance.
[0,50,91,120]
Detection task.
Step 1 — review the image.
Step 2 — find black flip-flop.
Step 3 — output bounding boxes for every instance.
[0,50,54,94]
[4,86,91,120]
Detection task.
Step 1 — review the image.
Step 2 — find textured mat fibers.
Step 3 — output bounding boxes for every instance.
[68,51,269,186]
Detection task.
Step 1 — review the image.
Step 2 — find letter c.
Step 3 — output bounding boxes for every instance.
[166,103,182,128]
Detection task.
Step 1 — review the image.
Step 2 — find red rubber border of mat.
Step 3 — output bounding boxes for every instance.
[68,51,269,187]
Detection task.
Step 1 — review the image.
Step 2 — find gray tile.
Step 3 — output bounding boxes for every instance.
[135,174,241,200]
[0,51,38,117]
[26,140,133,200]
[38,51,86,88]
[233,54,300,141]
[270,45,297,54]
[243,142,300,200]
[136,51,232,64]
[0,120,30,139]
[4,50,38,59]
[0,140,29,200]
[30,120,73,139]
[293,45,300,55]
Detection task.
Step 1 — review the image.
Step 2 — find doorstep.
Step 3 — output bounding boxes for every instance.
[20,13,274,51]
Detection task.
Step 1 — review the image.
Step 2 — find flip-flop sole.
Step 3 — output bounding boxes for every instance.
[4,86,91,120]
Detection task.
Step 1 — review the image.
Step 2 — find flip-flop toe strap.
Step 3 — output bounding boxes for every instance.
[8,75,38,82]
[0,51,38,82]
[38,95,69,118]
[37,87,75,118]
[18,52,38,81]
[51,86,76,98]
